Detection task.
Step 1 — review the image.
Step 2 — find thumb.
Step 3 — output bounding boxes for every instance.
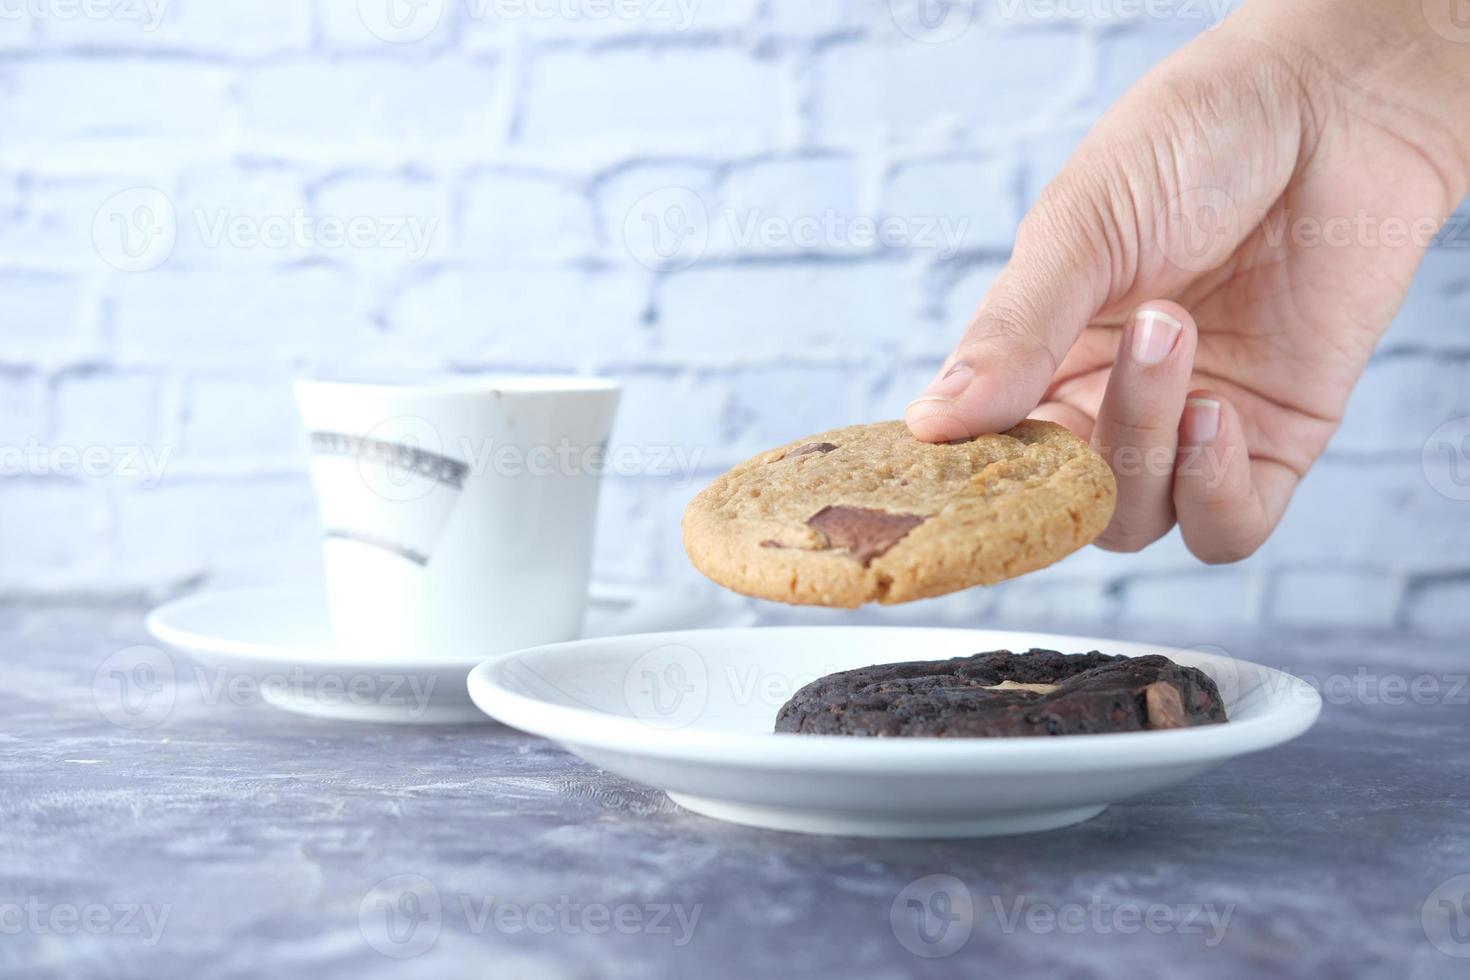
[906,208,1106,442]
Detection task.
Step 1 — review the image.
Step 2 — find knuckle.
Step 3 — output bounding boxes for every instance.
[1021,170,1119,269]
[1096,535,1151,555]
[1024,176,1100,246]
[1098,428,1182,474]
[1199,543,1258,567]
[1184,520,1265,564]
[1096,520,1169,554]
[964,299,1058,374]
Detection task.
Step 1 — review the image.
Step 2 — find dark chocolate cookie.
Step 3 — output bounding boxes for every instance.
[774,649,1228,737]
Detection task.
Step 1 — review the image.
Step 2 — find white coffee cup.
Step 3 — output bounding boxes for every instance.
[294,376,621,663]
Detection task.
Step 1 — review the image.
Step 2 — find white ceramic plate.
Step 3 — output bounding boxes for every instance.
[468,627,1322,838]
[144,584,756,724]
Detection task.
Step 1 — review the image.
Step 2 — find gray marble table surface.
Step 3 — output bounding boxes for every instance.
[2,602,1466,980]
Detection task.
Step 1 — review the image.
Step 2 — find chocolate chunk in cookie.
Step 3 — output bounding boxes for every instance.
[806,505,925,566]
[784,442,838,459]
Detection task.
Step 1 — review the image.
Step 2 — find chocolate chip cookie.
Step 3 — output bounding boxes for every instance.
[774,650,1229,737]
[682,420,1116,607]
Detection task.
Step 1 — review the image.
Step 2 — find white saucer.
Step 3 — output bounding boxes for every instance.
[467,627,1322,838]
[144,584,756,724]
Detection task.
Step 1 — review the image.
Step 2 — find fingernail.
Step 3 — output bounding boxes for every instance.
[1130,309,1183,366]
[909,362,973,407]
[1182,398,1221,445]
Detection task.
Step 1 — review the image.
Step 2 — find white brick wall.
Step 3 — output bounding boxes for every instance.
[1,0,1468,639]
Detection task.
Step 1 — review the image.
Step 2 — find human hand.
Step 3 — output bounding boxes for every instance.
[906,0,1470,562]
